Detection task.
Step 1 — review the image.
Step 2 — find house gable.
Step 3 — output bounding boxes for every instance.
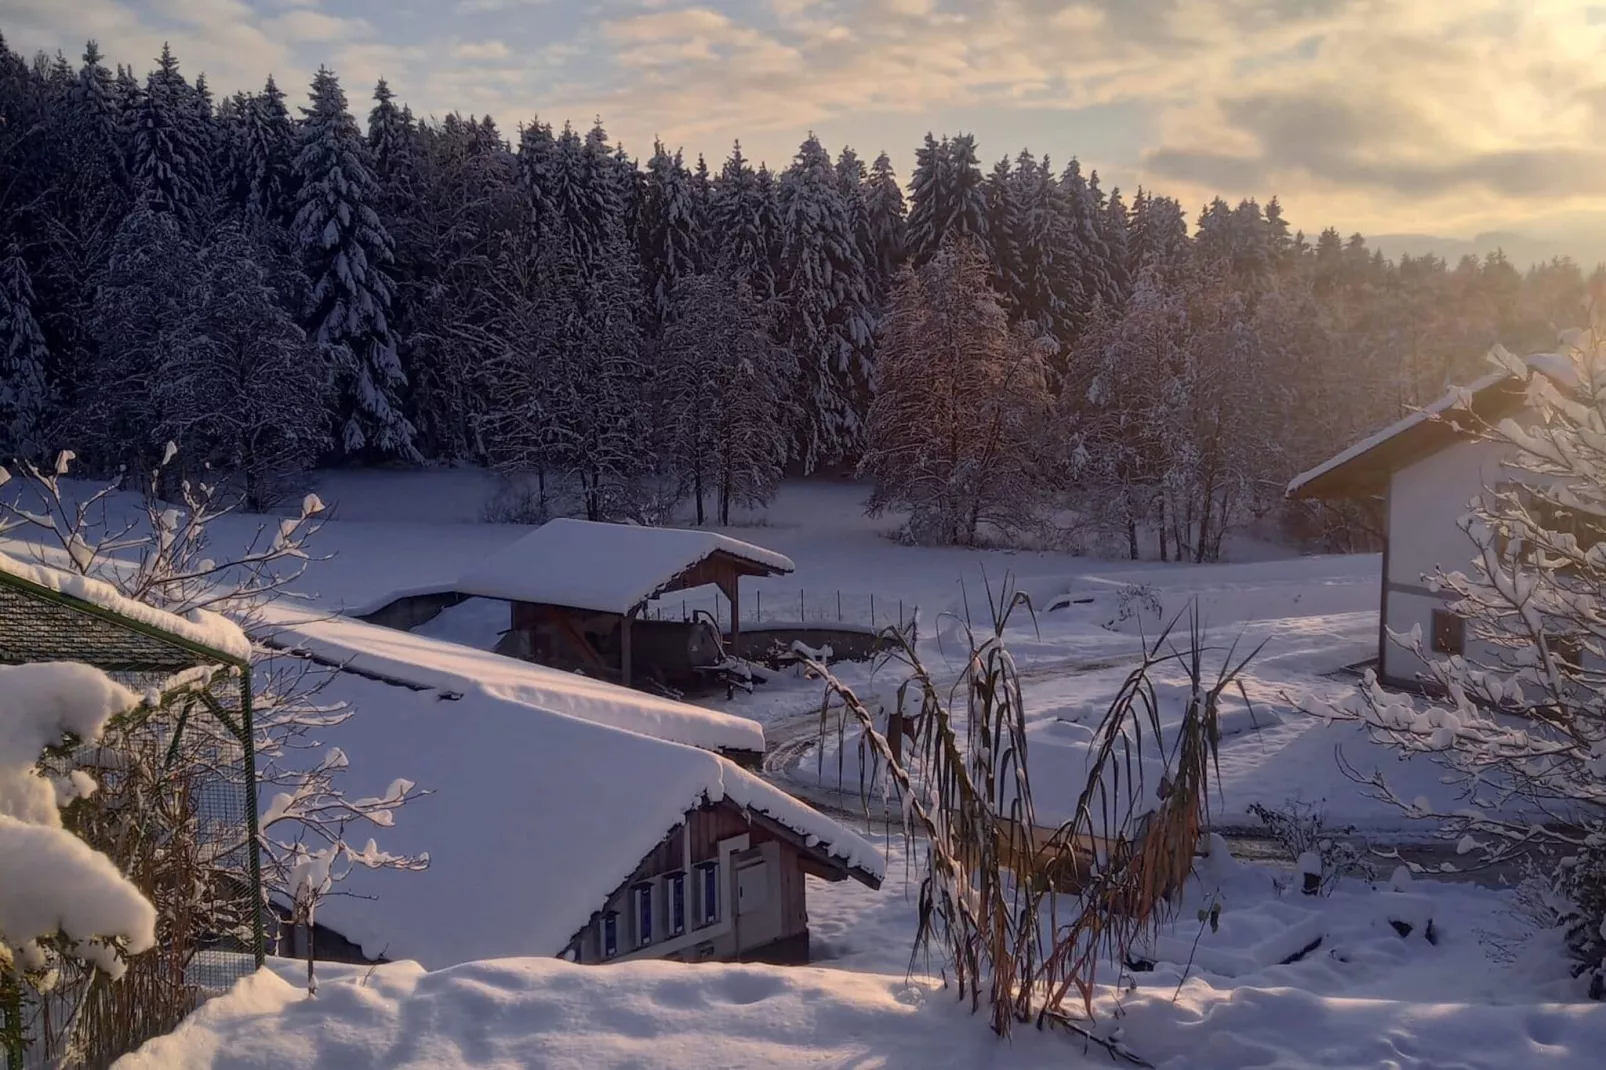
[564,797,879,967]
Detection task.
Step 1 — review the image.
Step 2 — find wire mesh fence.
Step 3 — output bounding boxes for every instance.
[641,585,918,634]
[1,573,263,1070]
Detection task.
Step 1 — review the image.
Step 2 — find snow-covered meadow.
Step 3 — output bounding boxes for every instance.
[7,468,1604,1068]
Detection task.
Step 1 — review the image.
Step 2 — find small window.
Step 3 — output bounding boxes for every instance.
[668,873,686,936]
[1551,633,1583,669]
[634,883,653,948]
[1431,609,1465,655]
[698,862,719,925]
[602,912,619,959]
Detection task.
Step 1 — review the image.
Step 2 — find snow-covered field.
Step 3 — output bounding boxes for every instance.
[9,468,1605,1068]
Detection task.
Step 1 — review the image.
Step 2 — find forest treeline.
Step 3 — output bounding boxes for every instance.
[0,36,1595,555]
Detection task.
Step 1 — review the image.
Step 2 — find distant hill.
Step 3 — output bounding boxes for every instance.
[1367,230,1606,270]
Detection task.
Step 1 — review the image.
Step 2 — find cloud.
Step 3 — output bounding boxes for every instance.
[1137,1,1606,222]
[453,40,513,61]
[8,0,1602,235]
[261,10,372,43]
[454,0,552,12]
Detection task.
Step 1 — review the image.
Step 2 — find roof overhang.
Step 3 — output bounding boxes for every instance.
[1287,375,1528,501]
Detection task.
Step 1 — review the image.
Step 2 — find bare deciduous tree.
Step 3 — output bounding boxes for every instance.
[860,238,1052,547]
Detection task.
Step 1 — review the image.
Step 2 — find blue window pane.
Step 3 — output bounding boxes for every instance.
[702,865,718,924]
[671,875,686,935]
[603,913,618,959]
[637,886,653,947]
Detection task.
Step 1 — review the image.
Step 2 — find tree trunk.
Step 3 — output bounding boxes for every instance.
[694,466,705,526]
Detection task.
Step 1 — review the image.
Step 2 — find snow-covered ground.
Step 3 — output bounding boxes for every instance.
[13,468,1604,1068]
[117,844,1606,1070]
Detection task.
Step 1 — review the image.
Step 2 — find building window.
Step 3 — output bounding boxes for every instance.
[1431,609,1465,655]
[698,862,719,925]
[634,883,653,948]
[669,873,686,936]
[603,912,619,959]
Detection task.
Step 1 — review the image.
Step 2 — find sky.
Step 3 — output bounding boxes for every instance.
[7,1,1606,255]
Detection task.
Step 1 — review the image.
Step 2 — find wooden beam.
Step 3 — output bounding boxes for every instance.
[544,605,609,672]
[716,574,740,650]
[621,609,634,688]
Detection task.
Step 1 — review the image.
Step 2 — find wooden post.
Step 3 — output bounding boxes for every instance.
[621,610,635,688]
[728,580,740,650]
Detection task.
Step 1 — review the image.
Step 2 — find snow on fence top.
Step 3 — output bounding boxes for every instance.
[1287,353,1567,500]
[296,668,883,969]
[253,605,765,756]
[454,518,795,615]
[0,549,251,663]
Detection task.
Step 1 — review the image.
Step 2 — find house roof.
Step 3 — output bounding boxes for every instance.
[278,665,883,969]
[0,550,251,670]
[1286,354,1567,501]
[454,519,795,615]
[252,606,765,756]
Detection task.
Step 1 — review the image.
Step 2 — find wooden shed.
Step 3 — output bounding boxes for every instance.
[455,519,795,690]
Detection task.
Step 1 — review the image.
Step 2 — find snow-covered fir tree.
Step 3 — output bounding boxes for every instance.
[984,154,1024,312]
[862,151,907,304]
[1011,151,1085,369]
[0,243,50,458]
[1061,158,1117,313]
[640,140,698,328]
[129,44,212,227]
[292,66,417,461]
[777,133,875,471]
[1097,180,1132,309]
[239,74,295,226]
[906,132,988,266]
[1128,188,1190,284]
[709,142,768,297]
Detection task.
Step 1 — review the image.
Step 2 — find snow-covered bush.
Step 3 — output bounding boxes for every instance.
[1556,832,1606,998]
[1247,799,1373,896]
[1329,310,1606,996]
[0,662,156,1060]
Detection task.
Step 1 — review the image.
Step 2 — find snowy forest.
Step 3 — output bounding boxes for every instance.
[0,35,1599,557]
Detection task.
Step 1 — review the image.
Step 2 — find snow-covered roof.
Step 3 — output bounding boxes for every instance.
[290,668,883,968]
[0,550,252,663]
[253,606,765,756]
[1286,353,1565,500]
[454,519,795,614]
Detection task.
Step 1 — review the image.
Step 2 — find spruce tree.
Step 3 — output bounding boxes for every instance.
[292,66,416,461]
[1061,158,1115,314]
[863,151,907,304]
[906,132,987,266]
[984,155,1023,311]
[1099,183,1133,308]
[640,140,697,327]
[241,74,295,225]
[1012,151,1084,361]
[778,133,874,470]
[130,44,210,227]
[0,244,49,458]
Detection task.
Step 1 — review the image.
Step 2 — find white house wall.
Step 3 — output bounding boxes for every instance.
[1383,437,1512,684]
